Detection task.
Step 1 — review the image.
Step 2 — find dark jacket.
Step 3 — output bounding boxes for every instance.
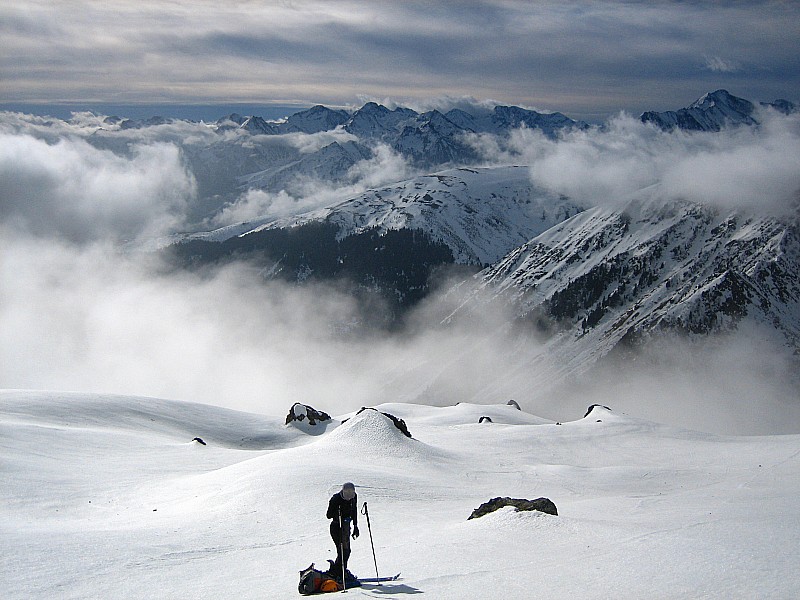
[327,492,358,527]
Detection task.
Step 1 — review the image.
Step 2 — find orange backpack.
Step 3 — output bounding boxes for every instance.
[319,579,342,592]
[298,564,343,595]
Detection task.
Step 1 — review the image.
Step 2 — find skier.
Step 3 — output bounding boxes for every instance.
[326,482,359,580]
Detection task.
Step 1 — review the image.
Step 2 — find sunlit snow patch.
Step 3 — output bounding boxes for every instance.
[318,407,446,463]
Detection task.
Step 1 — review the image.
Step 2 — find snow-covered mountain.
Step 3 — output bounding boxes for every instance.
[447,193,800,388]
[87,100,588,218]
[640,89,797,131]
[240,140,373,193]
[343,102,420,139]
[170,166,585,314]
[78,92,795,226]
[281,104,350,134]
[241,166,584,265]
[445,105,585,137]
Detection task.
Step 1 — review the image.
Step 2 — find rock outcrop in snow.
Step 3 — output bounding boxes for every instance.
[319,407,425,459]
[468,497,559,519]
[285,403,335,434]
[584,405,612,419]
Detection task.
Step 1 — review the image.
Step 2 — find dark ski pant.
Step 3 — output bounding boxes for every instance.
[330,520,351,573]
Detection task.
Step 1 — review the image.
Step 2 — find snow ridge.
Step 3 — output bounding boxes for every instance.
[452,194,800,385]
[240,166,585,265]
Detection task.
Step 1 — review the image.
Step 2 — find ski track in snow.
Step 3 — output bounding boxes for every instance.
[2,390,799,599]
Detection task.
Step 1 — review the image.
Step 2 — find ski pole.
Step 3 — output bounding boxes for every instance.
[338,507,347,592]
[361,501,379,580]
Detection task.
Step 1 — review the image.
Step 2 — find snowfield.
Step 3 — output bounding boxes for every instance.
[2,390,799,599]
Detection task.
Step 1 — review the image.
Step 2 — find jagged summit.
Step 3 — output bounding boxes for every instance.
[240,115,277,135]
[641,89,759,131]
[689,89,749,111]
[281,104,349,134]
[451,194,800,389]
[765,98,798,115]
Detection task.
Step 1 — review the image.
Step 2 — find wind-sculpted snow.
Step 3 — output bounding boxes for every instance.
[0,390,303,450]
[315,408,448,465]
[375,401,551,426]
[2,391,799,599]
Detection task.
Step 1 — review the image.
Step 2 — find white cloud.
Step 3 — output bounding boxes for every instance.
[0,132,196,242]
[0,231,364,414]
[210,142,415,228]
[345,142,412,188]
[209,189,297,227]
[466,110,800,218]
[283,128,358,154]
[704,55,740,73]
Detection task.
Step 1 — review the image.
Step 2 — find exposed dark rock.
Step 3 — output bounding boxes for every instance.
[584,404,611,418]
[191,437,206,445]
[507,399,521,410]
[355,407,412,438]
[286,402,332,426]
[468,497,558,519]
[168,224,456,322]
[479,416,493,423]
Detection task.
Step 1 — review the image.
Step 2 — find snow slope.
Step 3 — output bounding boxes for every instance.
[3,390,799,599]
[444,192,800,397]
[217,166,584,265]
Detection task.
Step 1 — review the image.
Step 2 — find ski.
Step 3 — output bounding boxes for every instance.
[358,573,401,583]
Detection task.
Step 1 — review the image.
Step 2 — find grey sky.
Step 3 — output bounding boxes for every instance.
[2,1,799,120]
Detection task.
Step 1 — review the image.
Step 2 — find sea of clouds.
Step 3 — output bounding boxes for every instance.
[1,106,798,433]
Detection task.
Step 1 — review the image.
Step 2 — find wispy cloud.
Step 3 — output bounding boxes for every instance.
[704,56,740,73]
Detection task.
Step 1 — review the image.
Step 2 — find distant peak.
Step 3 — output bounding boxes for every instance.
[360,101,388,113]
[690,89,734,109]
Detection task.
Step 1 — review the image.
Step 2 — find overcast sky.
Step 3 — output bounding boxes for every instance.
[3,1,800,120]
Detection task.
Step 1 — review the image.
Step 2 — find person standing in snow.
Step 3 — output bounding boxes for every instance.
[326,482,359,578]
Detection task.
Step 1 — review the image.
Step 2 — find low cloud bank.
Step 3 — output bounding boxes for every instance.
[2,226,797,435]
[1,111,417,234]
[207,141,414,228]
[0,132,195,242]
[550,326,800,435]
[469,107,800,218]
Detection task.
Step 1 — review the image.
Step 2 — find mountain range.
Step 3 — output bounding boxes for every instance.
[160,90,799,376]
[91,88,797,224]
[25,89,800,383]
